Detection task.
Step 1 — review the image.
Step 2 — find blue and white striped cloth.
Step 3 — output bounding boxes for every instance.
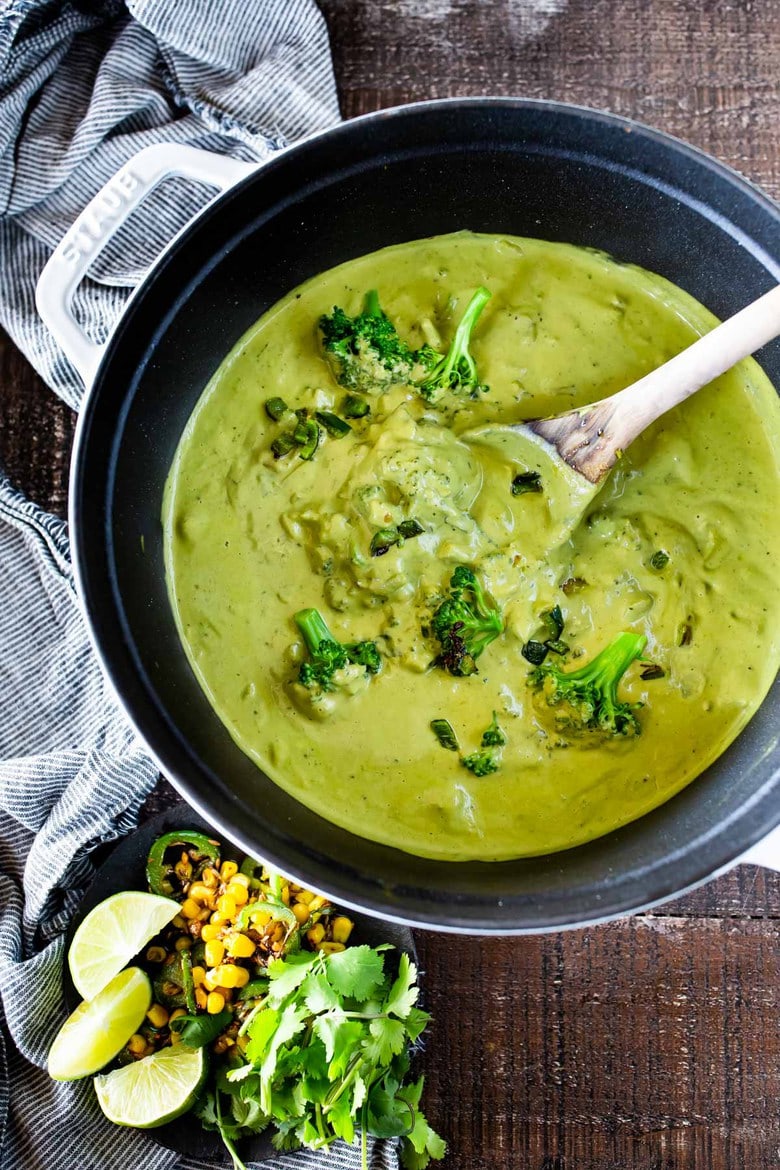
[0,3,395,1167]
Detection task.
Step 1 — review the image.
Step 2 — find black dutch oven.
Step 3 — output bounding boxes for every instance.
[36,99,780,932]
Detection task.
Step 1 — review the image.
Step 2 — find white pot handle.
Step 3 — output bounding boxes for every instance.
[739,823,780,870]
[35,143,257,388]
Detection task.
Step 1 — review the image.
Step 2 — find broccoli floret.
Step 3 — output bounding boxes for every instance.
[461,750,500,777]
[416,287,492,404]
[461,711,506,775]
[294,608,381,693]
[431,566,504,676]
[319,290,416,392]
[480,711,506,747]
[530,631,647,736]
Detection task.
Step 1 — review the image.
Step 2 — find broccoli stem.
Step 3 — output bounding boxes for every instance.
[446,286,492,373]
[295,608,335,657]
[364,289,382,316]
[417,286,492,403]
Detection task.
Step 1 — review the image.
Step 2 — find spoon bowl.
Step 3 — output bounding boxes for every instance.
[464,282,780,541]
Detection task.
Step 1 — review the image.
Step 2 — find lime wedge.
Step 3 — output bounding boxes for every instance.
[48,966,152,1081]
[69,891,180,1001]
[94,1044,208,1128]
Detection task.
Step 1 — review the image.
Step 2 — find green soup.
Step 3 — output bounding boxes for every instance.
[163,232,780,861]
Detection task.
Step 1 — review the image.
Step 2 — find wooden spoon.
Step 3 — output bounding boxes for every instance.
[465,284,780,539]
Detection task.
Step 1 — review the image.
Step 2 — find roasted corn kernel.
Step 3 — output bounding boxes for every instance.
[244,907,271,927]
[318,941,346,955]
[307,923,325,946]
[216,894,237,919]
[128,1033,146,1054]
[214,963,240,988]
[292,902,310,925]
[204,939,225,968]
[207,991,226,1014]
[226,881,249,906]
[200,922,221,941]
[195,987,208,1010]
[226,933,255,959]
[146,1003,170,1028]
[191,965,207,987]
[188,882,213,903]
[181,898,201,919]
[331,916,354,944]
[204,969,222,991]
[220,861,239,882]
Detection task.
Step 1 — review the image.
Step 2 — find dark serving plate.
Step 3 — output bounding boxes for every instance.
[64,803,416,1164]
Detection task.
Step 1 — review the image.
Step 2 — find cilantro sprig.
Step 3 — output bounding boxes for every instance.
[196,944,445,1170]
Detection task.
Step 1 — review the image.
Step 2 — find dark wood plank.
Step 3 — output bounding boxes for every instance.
[0,333,75,519]
[415,917,780,1170]
[320,0,780,200]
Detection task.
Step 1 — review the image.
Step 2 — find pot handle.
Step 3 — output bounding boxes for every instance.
[740,823,780,871]
[35,143,257,388]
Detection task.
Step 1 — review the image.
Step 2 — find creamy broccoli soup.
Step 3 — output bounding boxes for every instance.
[163,232,780,861]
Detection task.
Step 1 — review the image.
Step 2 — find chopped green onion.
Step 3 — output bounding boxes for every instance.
[511,471,543,495]
[430,719,459,751]
[541,605,564,641]
[370,519,424,556]
[370,527,400,557]
[265,397,289,421]
[297,420,321,461]
[314,410,352,438]
[522,640,548,666]
[271,431,298,459]
[341,394,371,419]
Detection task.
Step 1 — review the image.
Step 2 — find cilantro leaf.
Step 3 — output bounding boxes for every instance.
[365,1016,407,1064]
[353,1074,368,1112]
[244,1007,280,1064]
[267,952,318,1005]
[326,1086,356,1144]
[271,1125,302,1152]
[301,970,340,1014]
[313,1015,365,1078]
[404,1007,431,1043]
[399,1078,446,1168]
[401,1129,447,1170]
[383,953,419,1019]
[169,1008,232,1049]
[325,944,385,1001]
[367,1084,414,1139]
[257,1002,308,1113]
[229,1091,268,1134]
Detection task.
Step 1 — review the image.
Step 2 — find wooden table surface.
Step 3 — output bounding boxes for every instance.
[2,1,779,1167]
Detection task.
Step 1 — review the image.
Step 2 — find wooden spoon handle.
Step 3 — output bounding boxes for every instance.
[530,284,780,483]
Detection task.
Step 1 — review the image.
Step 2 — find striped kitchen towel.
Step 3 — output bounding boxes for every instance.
[0,2,394,1167]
